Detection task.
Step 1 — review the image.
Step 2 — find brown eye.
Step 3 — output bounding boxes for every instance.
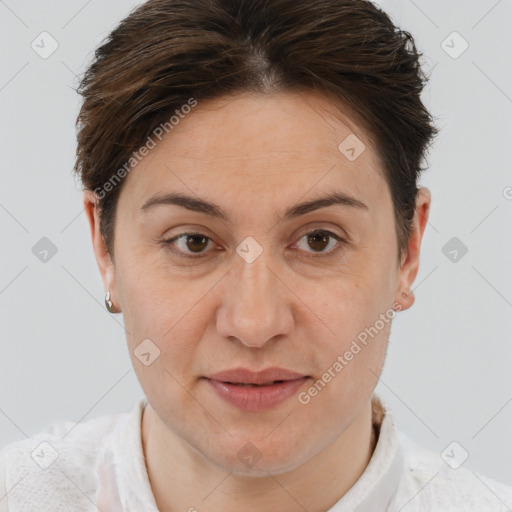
[307,231,330,252]
[162,232,213,258]
[184,234,209,253]
[294,229,346,256]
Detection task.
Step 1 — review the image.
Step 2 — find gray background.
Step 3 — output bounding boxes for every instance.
[1,0,511,492]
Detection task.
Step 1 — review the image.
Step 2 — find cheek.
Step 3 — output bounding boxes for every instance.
[119,265,204,415]
[116,246,180,329]
[293,266,393,398]
[297,263,393,341]
[116,252,214,374]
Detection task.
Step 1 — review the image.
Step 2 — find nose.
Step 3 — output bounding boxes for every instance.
[215,248,294,348]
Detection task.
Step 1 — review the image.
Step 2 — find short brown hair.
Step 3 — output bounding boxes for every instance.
[74,0,438,262]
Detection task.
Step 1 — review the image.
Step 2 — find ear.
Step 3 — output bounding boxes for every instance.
[393,186,431,311]
[83,190,120,313]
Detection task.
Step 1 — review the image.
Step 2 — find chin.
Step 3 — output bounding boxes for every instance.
[207,442,309,478]
[226,460,303,478]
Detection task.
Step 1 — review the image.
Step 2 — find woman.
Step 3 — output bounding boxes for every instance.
[1,0,511,510]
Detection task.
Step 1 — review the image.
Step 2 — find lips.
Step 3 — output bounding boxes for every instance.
[229,381,283,387]
[204,368,310,411]
[206,367,308,385]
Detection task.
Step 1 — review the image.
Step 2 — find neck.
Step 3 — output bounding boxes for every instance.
[141,400,377,512]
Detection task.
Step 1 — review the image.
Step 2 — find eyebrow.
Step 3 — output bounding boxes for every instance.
[140,190,368,222]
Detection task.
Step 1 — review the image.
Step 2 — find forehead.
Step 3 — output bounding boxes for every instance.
[119,90,389,215]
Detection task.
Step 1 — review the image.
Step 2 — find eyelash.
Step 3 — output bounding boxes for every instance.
[161,229,347,260]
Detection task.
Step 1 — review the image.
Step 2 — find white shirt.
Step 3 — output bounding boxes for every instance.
[1,393,511,511]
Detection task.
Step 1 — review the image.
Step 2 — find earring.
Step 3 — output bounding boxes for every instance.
[393,290,410,311]
[105,291,115,313]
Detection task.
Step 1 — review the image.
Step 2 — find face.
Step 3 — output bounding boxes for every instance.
[85,90,429,476]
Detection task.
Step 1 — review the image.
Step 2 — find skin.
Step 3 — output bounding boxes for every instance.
[84,90,430,512]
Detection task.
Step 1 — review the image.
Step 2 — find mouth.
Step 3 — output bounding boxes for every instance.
[218,380,293,387]
[202,368,310,411]
[205,367,309,385]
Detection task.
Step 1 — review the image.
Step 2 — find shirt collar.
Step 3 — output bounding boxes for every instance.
[327,392,405,511]
[101,397,160,511]
[108,392,403,511]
